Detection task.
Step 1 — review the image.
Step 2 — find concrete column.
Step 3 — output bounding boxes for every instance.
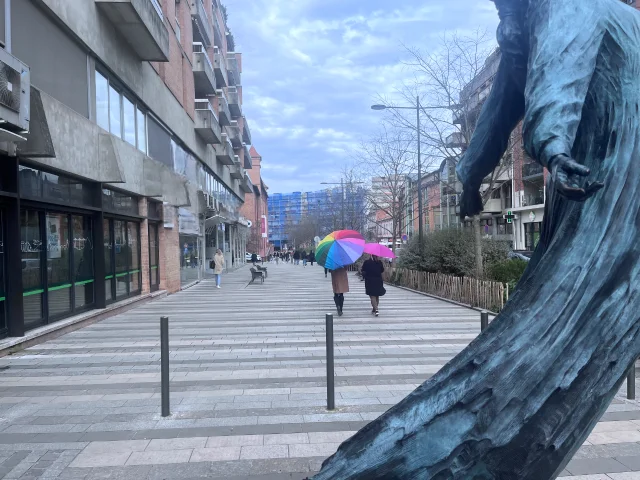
[159,206,180,293]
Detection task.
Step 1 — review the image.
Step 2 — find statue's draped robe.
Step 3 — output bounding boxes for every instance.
[313,0,640,479]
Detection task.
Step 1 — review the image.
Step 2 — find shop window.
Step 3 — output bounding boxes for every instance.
[128,222,141,294]
[46,213,72,318]
[149,223,159,291]
[19,166,96,208]
[114,220,128,299]
[106,218,141,303]
[0,211,5,336]
[104,218,114,303]
[21,210,44,330]
[73,216,94,309]
[103,189,139,217]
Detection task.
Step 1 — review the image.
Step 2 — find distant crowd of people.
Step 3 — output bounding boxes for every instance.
[269,250,316,266]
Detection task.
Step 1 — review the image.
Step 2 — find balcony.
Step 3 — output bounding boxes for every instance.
[445,131,466,149]
[483,198,502,213]
[214,48,228,88]
[522,190,545,207]
[95,0,169,61]
[192,43,216,97]
[522,162,544,179]
[227,120,242,148]
[243,143,252,169]
[227,86,242,119]
[242,116,252,145]
[194,100,222,144]
[215,134,234,165]
[230,156,243,179]
[227,53,241,86]
[212,9,224,47]
[191,0,213,47]
[216,89,231,126]
[240,172,253,193]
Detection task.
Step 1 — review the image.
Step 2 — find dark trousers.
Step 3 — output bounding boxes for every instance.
[334,293,344,310]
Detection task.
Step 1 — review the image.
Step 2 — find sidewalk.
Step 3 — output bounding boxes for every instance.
[0,263,637,479]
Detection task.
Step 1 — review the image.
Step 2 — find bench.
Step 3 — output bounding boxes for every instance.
[250,267,265,284]
[256,265,268,278]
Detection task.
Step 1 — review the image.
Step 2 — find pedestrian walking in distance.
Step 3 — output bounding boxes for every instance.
[213,249,225,289]
[251,252,258,265]
[361,254,386,316]
[309,250,316,266]
[302,250,308,267]
[293,250,301,265]
[331,267,349,317]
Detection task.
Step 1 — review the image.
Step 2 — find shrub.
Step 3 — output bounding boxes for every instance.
[487,259,528,290]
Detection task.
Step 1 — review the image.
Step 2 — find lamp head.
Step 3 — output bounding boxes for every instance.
[371,105,387,111]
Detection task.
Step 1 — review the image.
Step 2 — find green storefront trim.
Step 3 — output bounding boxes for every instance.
[105,275,114,280]
[75,279,95,286]
[115,272,128,278]
[151,266,158,270]
[0,297,4,302]
[48,283,72,292]
[23,289,44,297]
[129,269,140,274]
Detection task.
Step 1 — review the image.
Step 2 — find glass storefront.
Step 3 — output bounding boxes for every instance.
[0,210,6,336]
[21,209,95,331]
[180,234,200,286]
[149,223,159,292]
[105,218,141,302]
[525,222,542,251]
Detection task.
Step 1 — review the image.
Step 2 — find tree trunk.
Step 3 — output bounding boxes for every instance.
[474,214,483,279]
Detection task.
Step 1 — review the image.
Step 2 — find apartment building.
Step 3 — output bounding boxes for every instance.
[239,146,269,258]
[0,0,256,340]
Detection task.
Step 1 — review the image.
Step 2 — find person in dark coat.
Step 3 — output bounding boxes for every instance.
[251,253,258,265]
[330,267,349,316]
[293,251,301,265]
[361,255,385,316]
[309,250,316,266]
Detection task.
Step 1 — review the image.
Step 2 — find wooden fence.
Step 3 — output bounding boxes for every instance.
[383,268,509,312]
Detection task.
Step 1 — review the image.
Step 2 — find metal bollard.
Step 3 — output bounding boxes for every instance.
[161,316,170,417]
[628,361,636,400]
[326,313,335,411]
[480,311,489,332]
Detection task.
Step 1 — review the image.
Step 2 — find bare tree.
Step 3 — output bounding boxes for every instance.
[377,31,512,277]
[359,126,416,251]
[285,216,320,251]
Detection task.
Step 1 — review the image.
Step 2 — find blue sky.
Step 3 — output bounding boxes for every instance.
[224,0,499,194]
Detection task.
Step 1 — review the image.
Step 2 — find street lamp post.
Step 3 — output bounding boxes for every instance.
[372,99,423,247]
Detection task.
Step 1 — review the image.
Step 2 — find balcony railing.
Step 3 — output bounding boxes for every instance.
[191,0,213,47]
[213,47,228,88]
[227,53,241,86]
[216,89,231,126]
[149,0,163,19]
[243,143,252,169]
[194,100,222,145]
[522,191,545,207]
[522,162,544,178]
[242,116,252,145]
[227,120,242,148]
[227,86,242,119]
[192,43,216,97]
[215,134,234,165]
[95,0,169,61]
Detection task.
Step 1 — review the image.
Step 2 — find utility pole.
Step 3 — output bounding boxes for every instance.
[416,96,423,248]
[341,178,345,230]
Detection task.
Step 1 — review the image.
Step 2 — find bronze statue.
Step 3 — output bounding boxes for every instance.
[311,0,639,478]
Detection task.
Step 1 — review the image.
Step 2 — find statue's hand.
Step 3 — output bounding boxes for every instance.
[459,186,483,220]
[550,154,604,201]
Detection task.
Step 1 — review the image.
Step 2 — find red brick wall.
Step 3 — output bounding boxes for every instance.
[159,207,181,293]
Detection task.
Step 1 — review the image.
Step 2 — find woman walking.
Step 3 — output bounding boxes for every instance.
[361,255,385,316]
[213,249,225,289]
[309,250,316,266]
[330,267,349,316]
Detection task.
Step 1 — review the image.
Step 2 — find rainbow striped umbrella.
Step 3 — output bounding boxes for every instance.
[316,230,365,270]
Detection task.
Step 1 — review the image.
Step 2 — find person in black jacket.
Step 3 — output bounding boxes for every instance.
[361,255,386,316]
[308,250,316,266]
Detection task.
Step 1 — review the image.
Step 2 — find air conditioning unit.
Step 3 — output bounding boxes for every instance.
[0,48,30,137]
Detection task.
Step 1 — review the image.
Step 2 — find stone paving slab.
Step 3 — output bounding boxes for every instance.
[1,263,639,478]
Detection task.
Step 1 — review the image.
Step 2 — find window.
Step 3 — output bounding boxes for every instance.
[137,109,147,154]
[21,210,43,330]
[0,211,6,336]
[95,68,149,154]
[19,166,96,208]
[106,219,141,302]
[46,213,72,318]
[96,71,109,131]
[102,189,139,217]
[123,96,136,146]
[109,85,122,139]
[73,216,94,309]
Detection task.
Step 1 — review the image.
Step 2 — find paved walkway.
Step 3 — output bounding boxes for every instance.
[0,264,639,479]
